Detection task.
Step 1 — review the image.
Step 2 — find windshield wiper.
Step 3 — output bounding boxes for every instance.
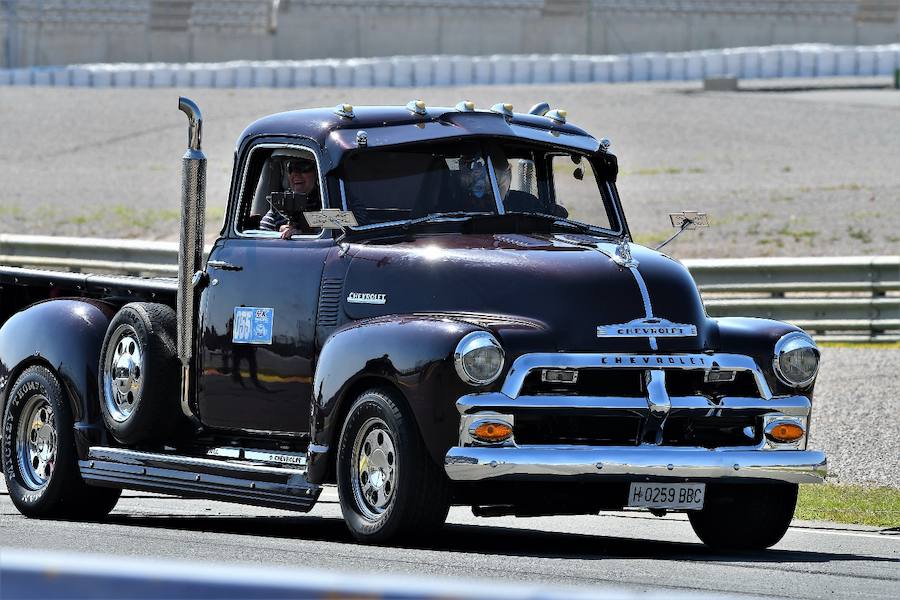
[343,212,496,239]
[347,210,615,239]
[403,211,494,228]
[503,211,616,238]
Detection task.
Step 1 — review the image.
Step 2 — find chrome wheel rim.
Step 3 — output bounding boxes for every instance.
[16,394,57,490]
[350,416,397,521]
[103,324,143,422]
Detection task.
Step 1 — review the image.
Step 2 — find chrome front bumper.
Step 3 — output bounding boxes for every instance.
[445,446,827,484]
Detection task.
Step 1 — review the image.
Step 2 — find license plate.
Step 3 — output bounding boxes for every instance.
[628,482,706,510]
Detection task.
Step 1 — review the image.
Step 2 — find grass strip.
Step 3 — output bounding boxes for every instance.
[796,483,900,528]
[818,341,900,349]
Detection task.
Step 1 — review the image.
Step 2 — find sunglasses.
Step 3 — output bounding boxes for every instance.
[286,160,315,174]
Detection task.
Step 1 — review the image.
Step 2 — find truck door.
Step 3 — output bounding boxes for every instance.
[198,238,333,434]
[196,142,334,435]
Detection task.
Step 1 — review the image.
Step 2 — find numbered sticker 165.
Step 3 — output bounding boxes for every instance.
[232,307,274,345]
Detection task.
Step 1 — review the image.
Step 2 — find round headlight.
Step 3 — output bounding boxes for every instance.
[773,332,820,388]
[454,331,504,386]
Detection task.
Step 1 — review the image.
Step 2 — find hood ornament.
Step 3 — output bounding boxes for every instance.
[611,238,638,268]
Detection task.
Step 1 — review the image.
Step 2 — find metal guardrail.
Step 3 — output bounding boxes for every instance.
[686,256,900,341]
[1,234,898,342]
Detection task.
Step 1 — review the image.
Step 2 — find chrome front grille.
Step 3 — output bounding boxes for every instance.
[514,413,642,446]
[458,353,806,451]
[519,368,762,400]
[501,353,773,400]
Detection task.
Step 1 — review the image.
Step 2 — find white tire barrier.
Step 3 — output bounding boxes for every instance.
[6,44,900,88]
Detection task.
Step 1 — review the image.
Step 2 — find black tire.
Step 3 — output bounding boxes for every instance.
[98,302,181,445]
[2,365,121,519]
[688,483,798,550]
[336,387,451,544]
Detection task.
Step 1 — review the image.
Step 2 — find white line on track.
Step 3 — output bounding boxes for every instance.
[790,528,899,541]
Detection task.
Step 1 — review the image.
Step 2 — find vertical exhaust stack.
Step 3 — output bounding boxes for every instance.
[177,97,206,420]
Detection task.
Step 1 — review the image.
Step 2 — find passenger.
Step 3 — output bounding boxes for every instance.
[490,151,568,218]
[261,155,321,239]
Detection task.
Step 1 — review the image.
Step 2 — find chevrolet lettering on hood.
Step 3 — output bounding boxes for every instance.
[597,317,698,338]
[347,292,387,305]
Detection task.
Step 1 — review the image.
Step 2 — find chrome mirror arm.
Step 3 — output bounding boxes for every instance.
[654,219,692,251]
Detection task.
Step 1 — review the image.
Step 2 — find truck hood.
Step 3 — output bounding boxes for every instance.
[341,233,714,354]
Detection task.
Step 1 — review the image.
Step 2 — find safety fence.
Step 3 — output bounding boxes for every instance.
[0,234,897,342]
[2,43,900,88]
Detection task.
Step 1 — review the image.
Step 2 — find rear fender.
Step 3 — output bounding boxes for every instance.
[0,299,116,457]
[307,316,482,484]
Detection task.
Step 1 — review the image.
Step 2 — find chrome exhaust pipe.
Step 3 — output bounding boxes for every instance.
[177,97,206,421]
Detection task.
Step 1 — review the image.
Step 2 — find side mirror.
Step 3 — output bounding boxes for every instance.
[655,211,710,251]
[302,209,358,229]
[669,211,709,230]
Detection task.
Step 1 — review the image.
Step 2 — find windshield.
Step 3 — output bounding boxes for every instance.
[338,141,618,232]
[339,142,498,226]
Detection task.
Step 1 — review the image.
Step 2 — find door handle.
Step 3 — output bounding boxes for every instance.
[206,260,243,271]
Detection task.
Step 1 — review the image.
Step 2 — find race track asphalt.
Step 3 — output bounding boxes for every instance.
[2,483,897,599]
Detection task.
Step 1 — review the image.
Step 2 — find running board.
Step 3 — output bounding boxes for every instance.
[79,447,321,512]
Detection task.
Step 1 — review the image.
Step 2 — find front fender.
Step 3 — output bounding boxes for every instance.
[714,317,810,397]
[0,299,116,457]
[307,316,483,484]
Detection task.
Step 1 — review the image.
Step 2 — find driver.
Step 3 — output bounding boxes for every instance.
[260,154,321,239]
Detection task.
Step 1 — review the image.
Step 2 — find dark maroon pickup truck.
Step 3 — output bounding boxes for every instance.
[0,98,826,549]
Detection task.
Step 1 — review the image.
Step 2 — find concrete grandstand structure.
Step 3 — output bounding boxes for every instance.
[2,0,900,69]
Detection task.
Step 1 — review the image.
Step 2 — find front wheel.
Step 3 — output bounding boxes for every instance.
[336,388,450,543]
[2,365,120,519]
[688,483,798,550]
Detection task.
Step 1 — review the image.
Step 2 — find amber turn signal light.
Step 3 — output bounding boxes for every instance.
[765,421,805,443]
[470,421,513,444]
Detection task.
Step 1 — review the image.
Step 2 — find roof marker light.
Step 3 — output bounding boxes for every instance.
[455,100,475,112]
[490,103,514,117]
[528,102,550,116]
[334,103,354,118]
[406,99,427,115]
[546,109,567,124]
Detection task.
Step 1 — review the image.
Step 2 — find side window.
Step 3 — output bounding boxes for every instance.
[236,146,323,237]
[550,155,614,230]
